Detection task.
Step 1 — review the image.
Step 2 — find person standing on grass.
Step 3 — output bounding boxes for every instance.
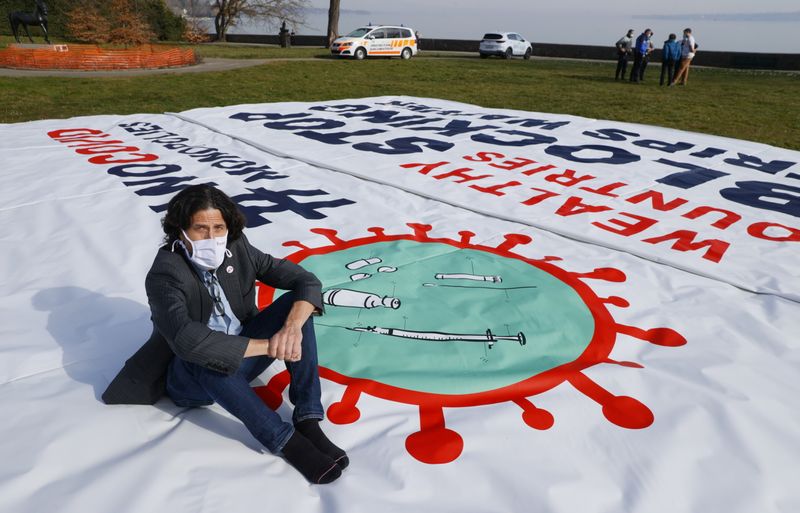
[629,28,653,83]
[660,33,681,86]
[671,28,697,86]
[640,33,655,81]
[615,29,634,80]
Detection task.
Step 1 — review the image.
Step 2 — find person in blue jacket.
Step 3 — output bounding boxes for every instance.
[629,28,652,83]
[660,33,681,86]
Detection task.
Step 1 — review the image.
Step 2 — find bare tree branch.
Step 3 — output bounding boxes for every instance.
[211,0,307,42]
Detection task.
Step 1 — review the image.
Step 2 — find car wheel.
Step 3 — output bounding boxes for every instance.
[503,47,513,59]
[524,47,532,60]
[354,47,367,60]
[479,53,488,59]
[401,47,412,60]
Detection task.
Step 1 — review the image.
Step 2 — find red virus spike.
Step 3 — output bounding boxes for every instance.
[282,240,307,250]
[253,370,291,410]
[327,384,363,424]
[616,324,688,347]
[568,372,654,429]
[405,404,464,464]
[604,358,645,369]
[406,223,433,239]
[458,230,476,245]
[603,296,630,308]
[496,233,533,252]
[310,228,344,245]
[367,227,387,237]
[575,267,627,282]
[514,398,555,430]
[538,256,563,262]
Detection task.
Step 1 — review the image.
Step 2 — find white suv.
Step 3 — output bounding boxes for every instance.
[479,32,532,59]
[331,26,418,60]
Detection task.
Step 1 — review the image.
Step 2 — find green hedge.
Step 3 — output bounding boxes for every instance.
[0,0,185,41]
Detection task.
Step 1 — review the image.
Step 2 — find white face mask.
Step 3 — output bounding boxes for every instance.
[180,230,229,271]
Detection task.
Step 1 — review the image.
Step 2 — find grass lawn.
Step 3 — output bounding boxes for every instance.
[1,39,798,150]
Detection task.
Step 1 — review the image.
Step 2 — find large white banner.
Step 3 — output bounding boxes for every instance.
[1,104,798,513]
[177,96,800,301]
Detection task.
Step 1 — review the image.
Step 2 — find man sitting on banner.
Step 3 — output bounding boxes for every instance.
[103,184,346,484]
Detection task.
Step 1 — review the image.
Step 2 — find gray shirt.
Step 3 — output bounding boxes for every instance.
[616,35,633,53]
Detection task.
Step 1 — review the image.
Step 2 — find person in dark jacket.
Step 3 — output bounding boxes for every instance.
[660,33,681,86]
[629,28,652,83]
[102,184,347,484]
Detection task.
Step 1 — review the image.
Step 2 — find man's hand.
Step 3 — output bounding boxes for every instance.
[268,324,303,362]
[244,300,315,361]
[244,329,301,361]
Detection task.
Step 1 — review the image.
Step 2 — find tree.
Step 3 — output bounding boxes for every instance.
[211,0,307,42]
[65,0,154,45]
[62,0,183,43]
[65,2,112,43]
[109,0,156,45]
[326,0,339,48]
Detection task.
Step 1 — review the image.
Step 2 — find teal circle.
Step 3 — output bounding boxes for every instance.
[294,239,595,395]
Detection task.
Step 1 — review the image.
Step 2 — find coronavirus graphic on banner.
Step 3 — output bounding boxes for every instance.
[253,223,686,464]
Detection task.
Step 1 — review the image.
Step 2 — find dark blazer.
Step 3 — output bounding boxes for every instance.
[102,233,323,405]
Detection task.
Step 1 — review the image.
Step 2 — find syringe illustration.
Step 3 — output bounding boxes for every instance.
[435,273,502,283]
[350,326,526,349]
[322,289,401,309]
[346,257,382,270]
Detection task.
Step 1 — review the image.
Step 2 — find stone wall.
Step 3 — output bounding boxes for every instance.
[220,33,800,70]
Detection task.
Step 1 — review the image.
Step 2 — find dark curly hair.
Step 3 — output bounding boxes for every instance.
[161,184,247,245]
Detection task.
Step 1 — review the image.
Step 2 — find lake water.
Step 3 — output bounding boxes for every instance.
[221,7,800,54]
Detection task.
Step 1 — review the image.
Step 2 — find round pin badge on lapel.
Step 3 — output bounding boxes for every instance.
[226,265,234,274]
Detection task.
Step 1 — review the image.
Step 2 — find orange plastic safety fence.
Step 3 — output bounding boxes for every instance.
[0,44,196,70]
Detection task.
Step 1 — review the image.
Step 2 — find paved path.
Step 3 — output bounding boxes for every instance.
[0,57,286,77]
[0,53,573,78]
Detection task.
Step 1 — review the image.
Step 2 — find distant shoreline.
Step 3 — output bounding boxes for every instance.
[189,12,800,53]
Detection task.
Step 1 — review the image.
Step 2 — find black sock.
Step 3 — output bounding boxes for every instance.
[280,431,342,484]
[295,419,349,469]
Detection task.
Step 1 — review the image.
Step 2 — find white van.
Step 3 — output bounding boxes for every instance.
[331,26,418,60]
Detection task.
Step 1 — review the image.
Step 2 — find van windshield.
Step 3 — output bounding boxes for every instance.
[346,28,372,37]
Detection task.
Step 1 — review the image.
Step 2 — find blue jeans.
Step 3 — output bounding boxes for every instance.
[166,292,324,453]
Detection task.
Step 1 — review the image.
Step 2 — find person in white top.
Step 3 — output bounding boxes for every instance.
[671,28,697,86]
[615,29,635,80]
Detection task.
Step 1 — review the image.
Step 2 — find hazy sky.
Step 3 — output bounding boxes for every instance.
[295,0,800,52]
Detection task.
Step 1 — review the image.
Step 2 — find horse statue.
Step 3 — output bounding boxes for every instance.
[9,0,51,44]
